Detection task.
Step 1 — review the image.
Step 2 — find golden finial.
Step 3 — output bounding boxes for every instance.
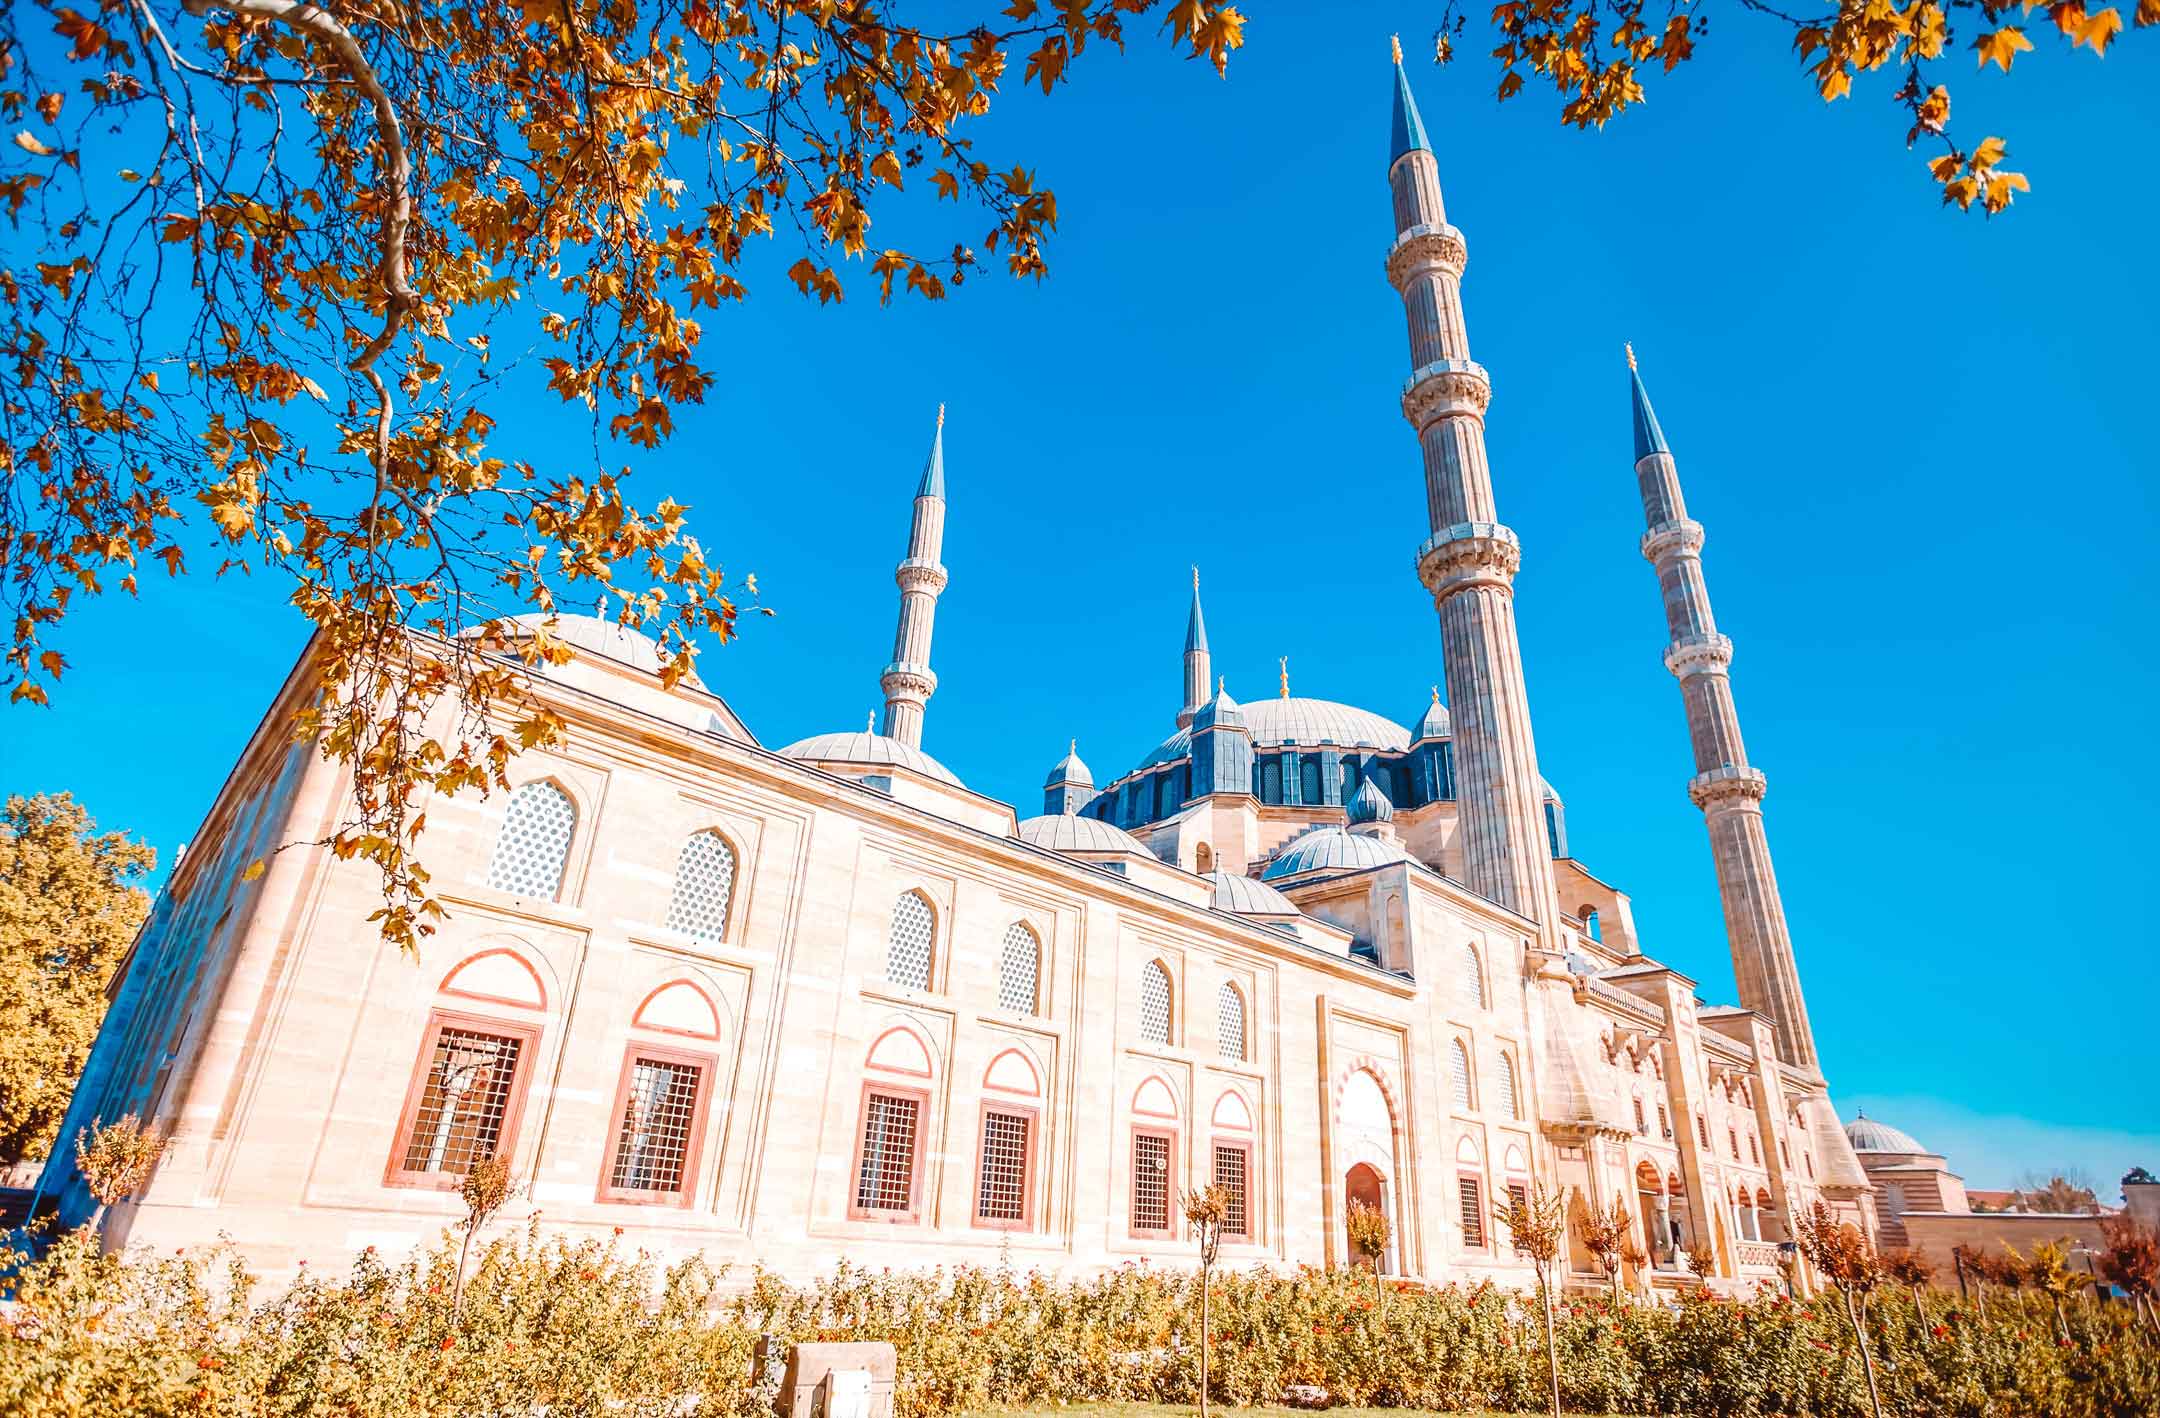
[1191,564,1200,590]
[1625,342,1637,371]
[867,709,876,732]
[936,402,946,429]
[1218,675,1226,695]
[1069,737,1077,754]
[1279,656,1290,699]
[1390,33,1403,64]
[1431,684,1441,704]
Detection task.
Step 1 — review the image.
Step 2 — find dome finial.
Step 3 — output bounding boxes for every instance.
[1070,737,1077,754]
[1431,684,1440,704]
[1625,341,1636,371]
[936,401,945,429]
[1279,656,1290,699]
[866,709,875,732]
[1390,33,1402,63]
[1218,675,1226,694]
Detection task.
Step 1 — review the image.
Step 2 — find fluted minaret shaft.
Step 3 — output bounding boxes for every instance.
[1631,358,1819,1072]
[1178,569,1211,729]
[1389,54,1555,926]
[880,409,948,749]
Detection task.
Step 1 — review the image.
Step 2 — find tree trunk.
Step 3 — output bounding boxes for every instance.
[1198,1265,1211,1418]
[1911,1283,1928,1338]
[2051,1295,2068,1345]
[1844,1288,1884,1418]
[1541,1271,1561,1418]
[452,1225,476,1320]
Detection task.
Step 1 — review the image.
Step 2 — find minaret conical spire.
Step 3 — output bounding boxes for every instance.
[880,406,950,749]
[1627,344,1668,461]
[1177,566,1211,729]
[1389,36,1431,165]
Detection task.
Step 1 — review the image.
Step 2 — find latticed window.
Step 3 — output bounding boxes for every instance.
[1506,1182,1531,1253]
[486,782,575,899]
[1449,1039,1474,1112]
[886,892,934,991]
[1659,1104,1672,1139]
[1633,1098,1647,1135]
[1697,1114,1711,1147]
[400,1025,524,1176]
[1493,1050,1520,1121]
[1216,983,1246,1061]
[976,1110,1031,1223]
[1138,962,1172,1046]
[1213,1144,1250,1238]
[1132,1131,1171,1232]
[663,831,736,942]
[1458,1175,1486,1248]
[1729,1127,1741,1161]
[997,923,1039,1015]
[1457,941,1486,1010]
[855,1091,920,1213]
[1749,1133,1761,1165]
[608,1056,703,1195]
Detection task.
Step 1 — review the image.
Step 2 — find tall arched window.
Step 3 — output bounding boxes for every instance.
[1493,1049,1521,1121]
[663,830,736,942]
[1138,961,1172,1046]
[1449,1038,1474,1112]
[486,781,575,899]
[1457,941,1486,1011]
[886,891,934,991]
[1216,982,1247,1061]
[997,922,1040,1015]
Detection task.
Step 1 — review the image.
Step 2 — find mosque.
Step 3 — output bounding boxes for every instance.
[33,50,1875,1293]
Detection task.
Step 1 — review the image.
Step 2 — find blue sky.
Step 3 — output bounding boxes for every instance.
[5,8,2155,1191]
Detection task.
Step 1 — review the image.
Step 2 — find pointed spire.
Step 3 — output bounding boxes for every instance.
[916,403,947,499]
[1389,36,1432,165]
[1627,345,1669,462]
[1184,565,1209,654]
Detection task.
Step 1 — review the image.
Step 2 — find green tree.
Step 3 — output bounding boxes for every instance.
[0,791,155,1163]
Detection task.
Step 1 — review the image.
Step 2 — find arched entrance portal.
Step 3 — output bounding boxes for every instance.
[1336,1067,1398,1274]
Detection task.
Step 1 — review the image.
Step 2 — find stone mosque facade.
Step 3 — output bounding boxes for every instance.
[35,54,1875,1294]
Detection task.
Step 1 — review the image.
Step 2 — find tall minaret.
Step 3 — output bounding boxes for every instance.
[1178,567,1210,728]
[1387,41,1556,925]
[1629,349,1820,1072]
[879,406,948,748]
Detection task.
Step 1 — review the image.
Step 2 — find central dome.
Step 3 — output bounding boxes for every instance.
[1844,1114,1929,1155]
[1137,696,1415,770]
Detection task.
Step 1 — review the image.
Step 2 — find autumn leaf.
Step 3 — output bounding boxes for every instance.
[2071,5,2124,50]
[13,131,57,157]
[1972,26,2034,69]
[51,8,109,60]
[239,859,267,883]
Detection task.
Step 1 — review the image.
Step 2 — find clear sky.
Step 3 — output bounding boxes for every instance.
[5,7,2155,1192]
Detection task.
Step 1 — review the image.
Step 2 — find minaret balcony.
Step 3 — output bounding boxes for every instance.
[1415,521,1521,598]
[1687,765,1767,810]
[1385,222,1467,288]
[879,661,938,699]
[1640,518,1705,564]
[894,558,949,593]
[1401,359,1491,428]
[1663,633,1734,680]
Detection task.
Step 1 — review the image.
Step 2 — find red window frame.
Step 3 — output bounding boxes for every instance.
[1505,1180,1531,1254]
[385,1009,541,1191]
[847,1081,931,1223]
[1211,1138,1254,1243]
[1457,1172,1487,1249]
[971,1101,1039,1232]
[595,1044,716,1207]
[1129,1125,1179,1239]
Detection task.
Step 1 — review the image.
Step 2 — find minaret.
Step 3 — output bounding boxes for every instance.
[1388,41,1556,925]
[1178,568,1211,728]
[879,406,948,749]
[1629,349,1820,1072]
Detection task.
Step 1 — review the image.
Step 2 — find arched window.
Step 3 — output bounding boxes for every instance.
[1298,757,1322,805]
[663,830,736,942]
[1449,1038,1474,1112]
[1493,1049,1521,1121]
[1138,961,1172,1046]
[1195,842,1215,874]
[1457,941,1486,1011]
[997,922,1040,1015]
[886,891,935,991]
[486,781,575,899]
[1216,982,1247,1061]
[1259,756,1283,803]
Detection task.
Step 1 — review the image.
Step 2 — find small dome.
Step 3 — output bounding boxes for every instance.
[1844,1113,1929,1155]
[1134,695,1411,771]
[779,731,962,786]
[1410,689,1451,741]
[1260,825,1412,881]
[1208,870,1299,917]
[1193,684,1244,731]
[1017,813,1150,856]
[1347,777,1394,826]
[1044,740,1093,789]
[476,612,701,687]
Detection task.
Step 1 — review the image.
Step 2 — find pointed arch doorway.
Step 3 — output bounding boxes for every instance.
[1336,1067,1399,1275]
[1345,1162,1390,1272]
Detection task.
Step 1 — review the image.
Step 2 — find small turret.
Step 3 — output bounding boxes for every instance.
[1043,740,1094,816]
[1189,679,1254,799]
[1348,776,1395,831]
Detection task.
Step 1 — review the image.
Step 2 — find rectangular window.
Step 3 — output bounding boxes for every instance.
[1749,1134,1761,1165]
[1131,1130,1174,1236]
[390,1013,537,1187]
[1781,1138,1792,1167]
[1658,1105,1671,1139]
[1458,1174,1485,1248]
[1697,1115,1710,1148]
[1633,1099,1647,1135]
[1506,1181,1530,1253]
[853,1089,923,1218]
[1729,1128,1741,1161]
[1212,1142,1251,1240]
[600,1049,709,1204]
[975,1109,1033,1228]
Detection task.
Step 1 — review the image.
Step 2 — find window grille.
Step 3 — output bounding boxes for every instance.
[855,1092,920,1213]
[486,782,574,899]
[1506,1181,1531,1253]
[976,1110,1031,1223]
[401,1026,523,1175]
[609,1056,702,1194]
[1729,1127,1741,1161]
[1138,962,1172,1046]
[997,923,1040,1015]
[663,831,736,942]
[1494,1050,1520,1121]
[887,893,934,991]
[1132,1132,1171,1232]
[1658,1104,1672,1139]
[1697,1114,1710,1148]
[1213,1144,1250,1237]
[1749,1134,1760,1165]
[1458,1175,1485,1248]
[1458,942,1486,1010]
[1633,1098,1647,1135]
[1450,1039,1473,1112]
[1216,983,1246,1061]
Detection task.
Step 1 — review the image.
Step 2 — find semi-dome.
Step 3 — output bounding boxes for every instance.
[1844,1113,1929,1155]
[1208,870,1299,916]
[1347,776,1394,826]
[1017,813,1150,856]
[475,612,701,686]
[778,730,962,786]
[1260,825,1412,881]
[1137,695,1414,771]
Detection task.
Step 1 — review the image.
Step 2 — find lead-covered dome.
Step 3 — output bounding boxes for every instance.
[1208,870,1299,917]
[1017,813,1150,856]
[474,612,701,686]
[779,730,962,786]
[1261,825,1412,881]
[1137,696,1414,770]
[1844,1114,1929,1155]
